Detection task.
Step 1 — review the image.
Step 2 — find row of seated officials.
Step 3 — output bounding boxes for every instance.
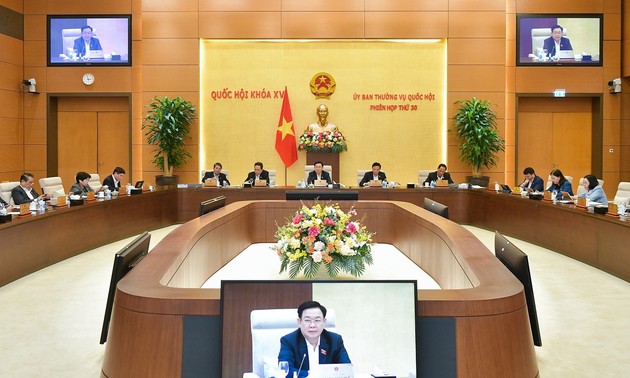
[519,167,608,203]
[0,167,126,210]
[201,161,456,188]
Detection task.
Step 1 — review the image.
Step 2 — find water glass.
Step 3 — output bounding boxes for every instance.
[278,361,289,377]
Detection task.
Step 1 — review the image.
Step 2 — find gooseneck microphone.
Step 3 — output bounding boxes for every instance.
[295,353,306,378]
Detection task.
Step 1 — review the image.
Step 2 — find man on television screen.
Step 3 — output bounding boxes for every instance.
[73,25,103,57]
[542,24,573,58]
[278,301,351,377]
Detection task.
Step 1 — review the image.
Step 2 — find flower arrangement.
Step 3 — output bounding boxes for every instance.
[272,203,374,278]
[298,131,347,153]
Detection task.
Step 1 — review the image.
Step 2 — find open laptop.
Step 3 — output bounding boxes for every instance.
[134,181,144,189]
[557,50,574,59]
[315,363,354,378]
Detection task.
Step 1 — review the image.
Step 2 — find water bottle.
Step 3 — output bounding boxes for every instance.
[39,199,46,213]
[552,190,557,204]
[222,180,227,187]
[430,180,436,188]
[382,180,387,188]
[619,203,627,215]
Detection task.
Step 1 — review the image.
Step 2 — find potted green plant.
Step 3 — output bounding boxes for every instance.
[451,97,505,187]
[142,96,196,186]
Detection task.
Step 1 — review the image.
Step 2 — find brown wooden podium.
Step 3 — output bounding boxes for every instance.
[306,151,340,182]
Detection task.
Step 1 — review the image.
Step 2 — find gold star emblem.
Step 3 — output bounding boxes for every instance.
[277,117,294,140]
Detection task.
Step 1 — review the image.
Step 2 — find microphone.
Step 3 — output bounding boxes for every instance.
[296,353,306,378]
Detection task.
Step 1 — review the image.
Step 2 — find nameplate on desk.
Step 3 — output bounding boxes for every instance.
[204,178,217,187]
[57,196,67,206]
[435,179,449,187]
[19,203,30,216]
[254,179,267,187]
[577,197,587,208]
[86,192,95,201]
[608,203,618,216]
[313,179,328,187]
[543,191,552,201]
[369,180,382,187]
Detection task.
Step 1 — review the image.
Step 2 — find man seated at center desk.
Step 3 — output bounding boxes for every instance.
[423,163,454,186]
[244,161,270,186]
[306,161,332,186]
[359,162,387,187]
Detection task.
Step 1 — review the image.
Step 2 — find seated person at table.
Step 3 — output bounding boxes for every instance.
[69,171,97,196]
[73,25,103,58]
[546,169,573,200]
[244,161,269,186]
[11,173,49,205]
[359,162,387,187]
[519,167,544,192]
[576,175,608,204]
[0,196,14,212]
[202,162,230,186]
[307,161,332,186]
[542,25,573,59]
[102,167,125,192]
[423,163,454,185]
[279,301,351,378]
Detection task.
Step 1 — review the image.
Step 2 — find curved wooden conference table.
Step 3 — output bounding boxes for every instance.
[2,187,628,377]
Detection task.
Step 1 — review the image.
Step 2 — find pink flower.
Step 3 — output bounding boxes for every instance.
[308,226,320,237]
[292,214,303,224]
[323,217,336,226]
[345,222,357,234]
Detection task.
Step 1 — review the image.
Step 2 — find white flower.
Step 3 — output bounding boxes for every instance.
[340,244,354,256]
[289,238,301,249]
[314,241,325,251]
[325,206,336,215]
[312,251,323,262]
[309,208,317,215]
[327,235,337,243]
[345,238,355,248]
[314,218,322,225]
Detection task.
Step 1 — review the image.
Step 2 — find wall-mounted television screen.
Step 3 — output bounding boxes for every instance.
[47,15,131,66]
[517,14,602,66]
[220,280,418,378]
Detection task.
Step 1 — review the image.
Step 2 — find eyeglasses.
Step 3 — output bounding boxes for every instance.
[301,318,324,326]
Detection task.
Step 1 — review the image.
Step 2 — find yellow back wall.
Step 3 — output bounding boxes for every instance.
[201,40,446,186]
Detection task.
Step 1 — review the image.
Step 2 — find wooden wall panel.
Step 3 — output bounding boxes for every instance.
[0,145,23,172]
[0,0,22,12]
[23,0,45,14]
[449,0,506,11]
[0,91,20,118]
[448,92,506,120]
[0,61,22,91]
[24,145,46,172]
[364,12,448,39]
[24,119,46,145]
[0,35,23,66]
[142,66,199,92]
[142,0,199,12]
[46,68,132,93]
[282,12,364,39]
[57,96,129,112]
[198,12,281,39]
[515,67,604,93]
[449,12,505,38]
[23,66,46,93]
[282,0,364,11]
[604,13,622,40]
[448,66,506,92]
[142,12,199,39]
[516,0,603,13]
[200,0,280,12]
[448,39,505,65]
[0,118,21,144]
[23,14,45,41]
[142,39,199,65]
[23,40,45,67]
[365,0,448,11]
[46,1,131,14]
[603,119,621,145]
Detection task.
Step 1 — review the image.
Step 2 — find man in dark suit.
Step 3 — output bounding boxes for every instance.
[423,163,454,185]
[102,167,126,192]
[306,161,332,186]
[278,301,351,378]
[519,167,544,192]
[245,161,270,186]
[202,162,230,186]
[11,173,48,205]
[542,25,573,58]
[73,25,103,57]
[359,162,387,186]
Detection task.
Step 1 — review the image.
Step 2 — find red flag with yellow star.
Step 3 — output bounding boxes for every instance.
[275,87,298,167]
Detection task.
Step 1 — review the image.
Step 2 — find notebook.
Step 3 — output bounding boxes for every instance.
[315,363,354,378]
